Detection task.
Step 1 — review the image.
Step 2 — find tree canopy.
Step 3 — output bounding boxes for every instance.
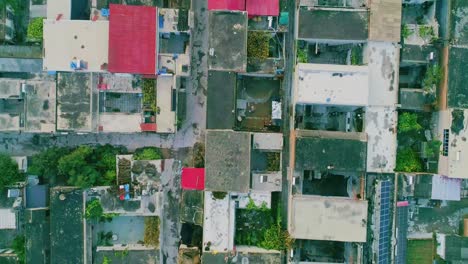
[133,147,161,160]
[395,148,423,172]
[85,199,104,220]
[0,154,22,190]
[398,112,423,133]
[247,31,271,60]
[27,17,44,42]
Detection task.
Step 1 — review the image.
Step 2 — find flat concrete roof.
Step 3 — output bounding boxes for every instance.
[0,209,16,229]
[47,0,71,20]
[251,172,282,192]
[437,109,468,179]
[209,11,248,72]
[367,42,399,107]
[295,63,369,106]
[0,79,21,99]
[365,106,397,173]
[43,20,109,72]
[290,195,368,242]
[0,114,20,131]
[56,72,93,132]
[369,0,402,42]
[24,80,57,132]
[253,132,283,150]
[202,191,235,252]
[0,58,43,73]
[205,130,251,192]
[156,75,176,133]
[99,113,141,133]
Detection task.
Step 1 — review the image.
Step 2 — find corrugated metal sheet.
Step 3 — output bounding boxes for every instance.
[208,0,246,11]
[246,0,279,16]
[108,4,157,74]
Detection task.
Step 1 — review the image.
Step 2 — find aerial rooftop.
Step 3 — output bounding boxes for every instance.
[290,195,368,242]
[369,0,402,42]
[205,130,251,193]
[207,71,236,129]
[295,63,369,106]
[448,47,468,108]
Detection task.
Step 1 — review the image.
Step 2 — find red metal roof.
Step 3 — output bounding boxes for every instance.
[181,168,205,190]
[246,0,279,16]
[208,0,246,11]
[108,4,157,74]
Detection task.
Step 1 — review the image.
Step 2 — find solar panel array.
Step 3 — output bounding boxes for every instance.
[395,205,409,264]
[378,180,391,264]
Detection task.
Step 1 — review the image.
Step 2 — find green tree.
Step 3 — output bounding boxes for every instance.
[92,145,126,186]
[401,24,411,39]
[85,199,103,220]
[27,17,44,41]
[247,31,271,60]
[395,148,423,172]
[451,109,465,135]
[422,65,442,93]
[133,147,161,160]
[11,235,25,264]
[29,147,70,180]
[398,112,423,133]
[58,146,99,188]
[0,154,22,190]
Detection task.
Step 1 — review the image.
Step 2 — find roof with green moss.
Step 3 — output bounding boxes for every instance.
[207,71,237,130]
[298,8,368,41]
[295,132,367,172]
[50,187,84,264]
[448,47,468,108]
[25,209,50,264]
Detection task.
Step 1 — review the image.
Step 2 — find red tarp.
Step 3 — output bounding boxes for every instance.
[246,0,279,16]
[108,4,157,74]
[181,168,205,190]
[208,0,246,11]
[140,123,157,132]
[396,201,409,207]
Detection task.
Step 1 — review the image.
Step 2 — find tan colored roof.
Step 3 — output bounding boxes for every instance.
[369,0,402,42]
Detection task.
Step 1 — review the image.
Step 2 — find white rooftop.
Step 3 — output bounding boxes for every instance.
[437,110,468,179]
[367,42,400,107]
[99,113,141,133]
[365,106,397,173]
[156,75,176,133]
[47,0,71,20]
[295,63,369,106]
[253,133,283,151]
[43,20,109,72]
[290,195,368,242]
[202,191,235,252]
[0,209,16,229]
[431,175,461,201]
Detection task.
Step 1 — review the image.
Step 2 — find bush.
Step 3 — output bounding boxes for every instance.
[398,112,423,133]
[144,216,160,247]
[11,235,25,264]
[395,148,423,172]
[267,152,281,171]
[85,199,103,220]
[193,142,205,168]
[451,109,465,135]
[247,31,271,60]
[422,65,442,93]
[27,17,44,41]
[133,147,162,160]
[297,47,308,63]
[402,24,411,39]
[212,192,227,200]
[0,154,23,190]
[419,25,435,39]
[142,79,157,111]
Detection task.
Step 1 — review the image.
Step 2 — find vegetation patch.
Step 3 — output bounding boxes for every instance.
[193,142,205,168]
[144,216,160,247]
[407,239,433,264]
[422,65,442,94]
[266,152,281,171]
[11,235,25,264]
[401,24,411,39]
[142,79,157,111]
[27,17,44,42]
[133,147,162,160]
[0,153,23,190]
[451,109,465,135]
[247,31,271,60]
[212,192,227,200]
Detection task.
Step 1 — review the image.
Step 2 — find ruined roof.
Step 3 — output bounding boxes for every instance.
[205,130,251,192]
[290,195,368,242]
[207,71,236,129]
[399,88,426,111]
[451,0,468,45]
[365,106,397,173]
[202,250,282,263]
[108,4,158,74]
[209,11,248,71]
[401,44,437,64]
[448,47,468,108]
[56,72,94,132]
[24,80,57,133]
[25,209,50,264]
[0,79,21,99]
[50,187,84,264]
[369,0,402,42]
[298,8,368,41]
[295,130,367,172]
